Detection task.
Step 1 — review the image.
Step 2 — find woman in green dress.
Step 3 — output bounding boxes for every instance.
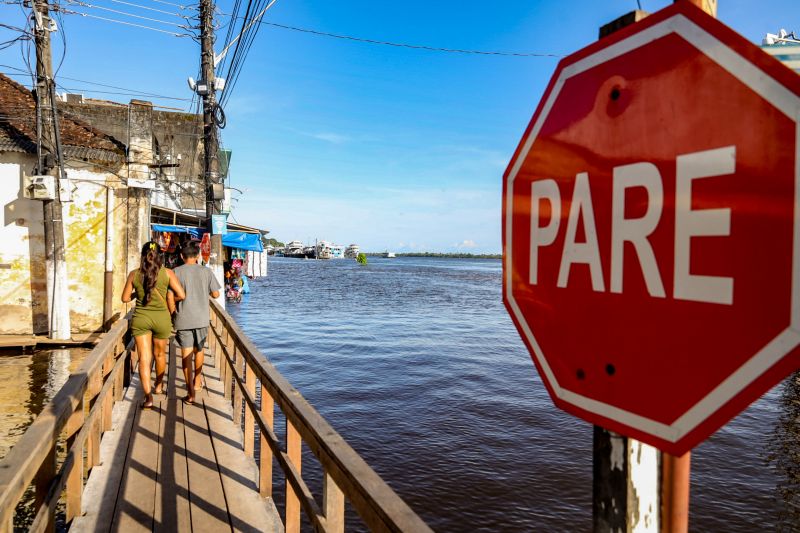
[122,241,186,408]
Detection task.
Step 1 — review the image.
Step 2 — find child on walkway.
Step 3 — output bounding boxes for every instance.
[172,240,222,404]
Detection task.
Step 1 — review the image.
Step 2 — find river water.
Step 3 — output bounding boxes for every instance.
[229,256,799,532]
[0,347,90,529]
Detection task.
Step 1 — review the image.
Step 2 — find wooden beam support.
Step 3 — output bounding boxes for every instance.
[285,420,302,533]
[323,470,345,533]
[244,363,256,457]
[65,398,84,523]
[259,385,274,498]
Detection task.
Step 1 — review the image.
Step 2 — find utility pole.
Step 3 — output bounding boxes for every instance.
[199,0,225,306]
[34,0,71,339]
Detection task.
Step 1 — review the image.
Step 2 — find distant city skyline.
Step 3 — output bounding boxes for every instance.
[0,0,795,253]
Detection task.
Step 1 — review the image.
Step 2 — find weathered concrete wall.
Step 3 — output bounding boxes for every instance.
[126,101,154,273]
[62,99,204,210]
[0,154,46,334]
[0,154,132,334]
[62,168,115,331]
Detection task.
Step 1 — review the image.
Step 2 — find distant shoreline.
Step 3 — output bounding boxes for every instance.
[364,252,501,259]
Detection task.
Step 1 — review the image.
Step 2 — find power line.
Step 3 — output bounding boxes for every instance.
[99,0,191,19]
[256,21,563,57]
[60,85,192,100]
[209,9,563,58]
[59,8,192,36]
[1,65,192,100]
[63,0,190,28]
[139,0,195,10]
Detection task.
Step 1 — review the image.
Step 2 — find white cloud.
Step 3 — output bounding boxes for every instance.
[232,184,501,254]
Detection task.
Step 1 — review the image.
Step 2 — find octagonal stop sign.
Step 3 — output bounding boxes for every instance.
[502,2,800,455]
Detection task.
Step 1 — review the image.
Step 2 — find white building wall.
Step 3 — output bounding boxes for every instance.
[0,156,47,334]
[0,155,131,335]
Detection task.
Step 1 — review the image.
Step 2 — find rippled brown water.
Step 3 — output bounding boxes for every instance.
[0,347,90,530]
[230,257,799,531]
[1,257,797,531]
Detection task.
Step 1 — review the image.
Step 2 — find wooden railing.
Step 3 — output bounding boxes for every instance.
[0,316,132,532]
[209,300,432,533]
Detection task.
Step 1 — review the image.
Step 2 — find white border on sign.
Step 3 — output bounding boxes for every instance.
[504,14,800,443]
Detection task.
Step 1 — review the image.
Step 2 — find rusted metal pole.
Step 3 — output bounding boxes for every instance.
[103,186,114,330]
[661,452,691,533]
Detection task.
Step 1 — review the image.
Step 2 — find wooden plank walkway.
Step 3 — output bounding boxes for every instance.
[0,332,103,349]
[71,341,282,533]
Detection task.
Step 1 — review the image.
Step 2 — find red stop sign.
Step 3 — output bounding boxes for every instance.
[502,2,800,455]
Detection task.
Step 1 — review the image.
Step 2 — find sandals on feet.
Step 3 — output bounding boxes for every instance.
[182,395,194,405]
[142,395,154,409]
[194,374,207,395]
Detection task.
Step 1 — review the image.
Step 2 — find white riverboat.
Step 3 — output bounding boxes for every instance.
[344,244,360,258]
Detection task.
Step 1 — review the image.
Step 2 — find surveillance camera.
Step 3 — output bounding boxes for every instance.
[187,77,197,92]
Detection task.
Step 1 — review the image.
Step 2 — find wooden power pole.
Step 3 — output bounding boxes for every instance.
[33,0,71,340]
[199,0,225,305]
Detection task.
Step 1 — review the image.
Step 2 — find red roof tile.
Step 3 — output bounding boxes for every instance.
[0,73,125,160]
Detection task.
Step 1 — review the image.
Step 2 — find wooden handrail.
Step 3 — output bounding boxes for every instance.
[0,316,132,532]
[209,299,432,533]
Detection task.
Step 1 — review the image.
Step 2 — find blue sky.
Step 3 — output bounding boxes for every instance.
[1,0,796,252]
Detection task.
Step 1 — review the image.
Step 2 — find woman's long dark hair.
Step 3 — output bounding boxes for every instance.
[139,241,162,305]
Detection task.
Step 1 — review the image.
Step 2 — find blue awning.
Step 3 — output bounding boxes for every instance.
[222,232,264,252]
[151,224,263,252]
[151,224,206,239]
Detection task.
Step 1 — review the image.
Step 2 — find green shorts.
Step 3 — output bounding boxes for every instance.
[131,309,172,339]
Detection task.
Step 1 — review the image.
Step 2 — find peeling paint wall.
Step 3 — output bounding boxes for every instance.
[0,155,46,334]
[0,154,134,335]
[112,185,131,321]
[63,168,114,332]
[125,101,154,273]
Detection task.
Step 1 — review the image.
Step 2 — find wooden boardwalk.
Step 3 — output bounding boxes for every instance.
[0,305,430,532]
[71,342,282,533]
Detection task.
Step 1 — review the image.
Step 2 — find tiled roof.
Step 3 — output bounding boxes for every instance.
[0,73,125,162]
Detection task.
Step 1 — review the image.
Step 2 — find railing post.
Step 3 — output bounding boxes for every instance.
[34,443,56,533]
[208,309,220,368]
[233,349,243,428]
[224,329,235,401]
[285,420,302,533]
[66,398,84,523]
[209,310,219,370]
[323,470,345,533]
[244,363,255,456]
[259,384,274,498]
[114,339,125,402]
[86,370,102,469]
[102,356,114,432]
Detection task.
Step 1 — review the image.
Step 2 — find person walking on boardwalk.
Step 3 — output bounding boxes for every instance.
[122,241,186,408]
[172,240,221,404]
